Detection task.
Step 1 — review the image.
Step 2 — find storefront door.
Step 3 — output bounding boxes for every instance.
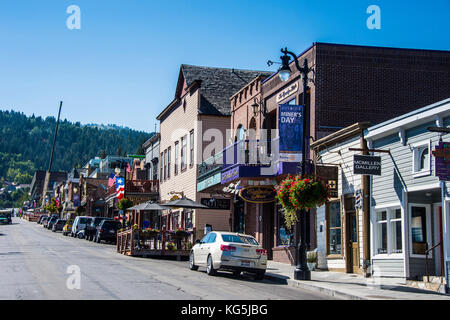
[347,211,359,273]
[262,203,274,260]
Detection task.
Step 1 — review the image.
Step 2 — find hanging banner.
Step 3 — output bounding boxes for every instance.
[316,165,338,198]
[278,104,303,162]
[432,141,450,181]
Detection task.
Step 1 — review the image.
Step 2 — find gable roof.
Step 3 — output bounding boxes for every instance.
[158,65,272,120]
[181,65,272,116]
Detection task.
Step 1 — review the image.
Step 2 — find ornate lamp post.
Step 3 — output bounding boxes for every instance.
[277,47,314,280]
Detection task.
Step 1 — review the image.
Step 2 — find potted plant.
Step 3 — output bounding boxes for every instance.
[307,251,317,271]
[166,241,177,251]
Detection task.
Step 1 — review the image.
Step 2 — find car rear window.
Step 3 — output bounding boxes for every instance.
[221,234,244,243]
[241,236,259,245]
[102,221,121,229]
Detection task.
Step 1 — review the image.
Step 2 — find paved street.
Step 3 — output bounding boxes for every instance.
[0,218,335,300]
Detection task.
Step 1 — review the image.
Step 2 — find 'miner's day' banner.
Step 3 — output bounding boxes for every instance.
[278,104,303,162]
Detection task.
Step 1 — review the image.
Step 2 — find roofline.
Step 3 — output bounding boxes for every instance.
[156,80,201,121]
[229,74,271,101]
[311,122,371,150]
[364,98,450,140]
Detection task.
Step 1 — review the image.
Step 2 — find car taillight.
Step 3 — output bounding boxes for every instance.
[220,245,236,252]
[256,249,267,256]
[99,229,103,233]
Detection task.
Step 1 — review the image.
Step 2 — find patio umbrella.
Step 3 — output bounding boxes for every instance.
[161,197,209,209]
[127,201,167,211]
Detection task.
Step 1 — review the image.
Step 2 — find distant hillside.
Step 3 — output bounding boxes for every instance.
[0,110,153,184]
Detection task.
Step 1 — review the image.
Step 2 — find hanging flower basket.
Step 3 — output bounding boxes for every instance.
[276,175,330,229]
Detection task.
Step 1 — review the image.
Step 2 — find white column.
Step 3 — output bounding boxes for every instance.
[441,181,449,292]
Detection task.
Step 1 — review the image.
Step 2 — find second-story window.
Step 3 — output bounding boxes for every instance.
[190,130,194,166]
[174,141,179,175]
[167,146,171,179]
[160,152,163,182]
[181,135,187,171]
[164,149,167,180]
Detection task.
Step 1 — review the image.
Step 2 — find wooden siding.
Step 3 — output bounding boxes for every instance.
[372,258,405,278]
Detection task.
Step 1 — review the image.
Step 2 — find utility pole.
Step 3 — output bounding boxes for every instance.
[41,101,63,210]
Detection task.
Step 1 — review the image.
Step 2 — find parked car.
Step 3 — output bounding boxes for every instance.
[71,216,92,238]
[37,215,47,224]
[85,217,113,241]
[189,231,267,280]
[95,220,122,244]
[46,216,59,230]
[40,216,49,227]
[62,220,73,236]
[52,219,66,232]
[0,210,12,225]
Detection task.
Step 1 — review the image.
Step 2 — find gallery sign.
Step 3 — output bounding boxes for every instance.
[353,155,382,175]
[239,186,276,204]
[432,141,450,181]
[316,165,338,198]
[278,104,303,163]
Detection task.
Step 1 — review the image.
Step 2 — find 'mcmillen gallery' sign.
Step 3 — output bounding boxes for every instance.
[353,155,382,176]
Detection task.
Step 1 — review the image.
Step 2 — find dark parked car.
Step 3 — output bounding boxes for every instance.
[41,216,49,227]
[0,210,12,225]
[85,217,113,241]
[95,220,122,244]
[73,217,93,239]
[46,216,59,229]
[52,219,67,232]
[37,215,47,224]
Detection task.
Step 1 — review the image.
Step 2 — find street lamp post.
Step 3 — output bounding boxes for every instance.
[278,47,314,280]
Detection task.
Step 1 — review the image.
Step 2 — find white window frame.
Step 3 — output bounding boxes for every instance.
[411,139,431,178]
[408,203,432,259]
[373,205,403,259]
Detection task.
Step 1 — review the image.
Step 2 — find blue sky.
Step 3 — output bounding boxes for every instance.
[0,0,449,132]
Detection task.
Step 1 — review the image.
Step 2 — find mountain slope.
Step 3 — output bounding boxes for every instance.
[0,110,152,183]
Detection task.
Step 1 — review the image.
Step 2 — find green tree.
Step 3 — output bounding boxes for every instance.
[45,198,58,214]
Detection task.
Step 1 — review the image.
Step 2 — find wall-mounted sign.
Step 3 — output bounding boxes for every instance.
[239,186,276,204]
[316,165,338,198]
[353,155,382,176]
[432,141,450,181]
[200,198,231,210]
[279,104,303,163]
[276,82,299,103]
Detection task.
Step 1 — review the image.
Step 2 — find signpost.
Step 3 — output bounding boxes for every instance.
[353,155,382,176]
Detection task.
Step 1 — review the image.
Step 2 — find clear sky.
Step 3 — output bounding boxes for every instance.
[1,0,449,132]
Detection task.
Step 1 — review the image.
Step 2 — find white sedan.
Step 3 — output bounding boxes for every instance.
[189,231,267,280]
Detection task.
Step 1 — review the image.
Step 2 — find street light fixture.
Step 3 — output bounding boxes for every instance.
[277,47,314,281]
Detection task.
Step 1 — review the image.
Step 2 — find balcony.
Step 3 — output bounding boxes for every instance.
[106,180,159,199]
[197,152,223,192]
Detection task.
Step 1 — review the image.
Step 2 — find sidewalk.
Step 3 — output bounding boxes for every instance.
[265,261,450,300]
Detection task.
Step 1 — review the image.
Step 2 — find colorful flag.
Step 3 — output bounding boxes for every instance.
[116,177,125,200]
[108,173,116,187]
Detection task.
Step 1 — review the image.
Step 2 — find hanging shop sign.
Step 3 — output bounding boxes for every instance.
[432,141,450,181]
[276,82,299,103]
[239,186,276,204]
[316,165,339,198]
[278,104,303,162]
[200,198,231,210]
[353,155,382,175]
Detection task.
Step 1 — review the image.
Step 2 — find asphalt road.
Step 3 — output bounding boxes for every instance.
[0,218,336,300]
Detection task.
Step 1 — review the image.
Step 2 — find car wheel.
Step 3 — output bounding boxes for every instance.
[189,252,199,271]
[232,270,241,277]
[254,270,265,281]
[206,255,217,276]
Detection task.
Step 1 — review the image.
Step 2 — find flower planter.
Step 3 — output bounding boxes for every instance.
[307,262,316,271]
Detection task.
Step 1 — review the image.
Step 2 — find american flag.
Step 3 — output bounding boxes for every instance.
[108,173,116,187]
[116,177,125,200]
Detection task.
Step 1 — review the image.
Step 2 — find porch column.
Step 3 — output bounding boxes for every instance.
[441,181,449,293]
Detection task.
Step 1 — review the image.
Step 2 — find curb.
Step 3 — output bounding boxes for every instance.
[264,273,367,300]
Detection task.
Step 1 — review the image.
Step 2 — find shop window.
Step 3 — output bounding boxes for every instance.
[410,205,428,255]
[278,207,293,246]
[374,207,403,255]
[327,201,342,255]
[184,210,193,229]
